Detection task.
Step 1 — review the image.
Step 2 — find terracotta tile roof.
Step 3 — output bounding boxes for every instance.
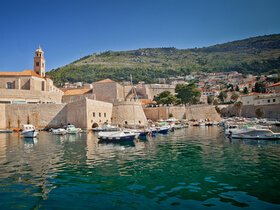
[64,88,92,96]
[266,82,280,88]
[94,78,115,83]
[141,101,156,105]
[0,70,42,78]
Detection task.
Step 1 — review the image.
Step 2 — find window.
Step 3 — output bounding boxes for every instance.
[42,63,44,67]
[93,112,95,117]
[99,113,101,117]
[6,83,12,89]
[104,113,106,117]
[36,62,39,66]
[273,99,276,102]
[268,99,270,103]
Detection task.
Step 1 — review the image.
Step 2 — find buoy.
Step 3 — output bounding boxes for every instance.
[149,133,152,137]
[137,139,139,142]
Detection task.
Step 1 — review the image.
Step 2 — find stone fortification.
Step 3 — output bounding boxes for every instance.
[67,98,113,129]
[221,104,280,119]
[144,105,186,121]
[0,104,6,129]
[5,104,67,129]
[185,105,221,121]
[144,105,221,121]
[134,84,175,100]
[111,99,147,126]
[0,89,63,104]
[92,79,124,103]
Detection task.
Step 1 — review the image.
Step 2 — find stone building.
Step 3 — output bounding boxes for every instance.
[0,46,64,104]
[92,79,125,103]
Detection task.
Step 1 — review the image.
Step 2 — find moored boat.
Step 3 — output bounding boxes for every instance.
[21,124,38,138]
[229,128,280,140]
[65,124,78,134]
[97,130,137,142]
[52,128,67,135]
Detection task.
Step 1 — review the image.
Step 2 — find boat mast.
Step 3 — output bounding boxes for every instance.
[130,74,136,128]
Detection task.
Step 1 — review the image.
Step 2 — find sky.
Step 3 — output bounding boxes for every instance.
[0,0,280,72]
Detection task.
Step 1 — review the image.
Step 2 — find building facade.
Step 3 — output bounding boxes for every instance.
[0,46,64,104]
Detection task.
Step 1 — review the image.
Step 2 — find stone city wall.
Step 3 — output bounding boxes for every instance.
[0,104,6,129]
[144,105,221,121]
[0,89,63,103]
[221,104,280,119]
[144,105,186,121]
[5,104,67,129]
[62,93,95,104]
[67,99,87,129]
[185,105,221,121]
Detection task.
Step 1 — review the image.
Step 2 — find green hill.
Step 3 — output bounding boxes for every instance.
[46,34,280,85]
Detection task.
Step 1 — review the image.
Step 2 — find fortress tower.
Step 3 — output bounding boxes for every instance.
[34,45,45,77]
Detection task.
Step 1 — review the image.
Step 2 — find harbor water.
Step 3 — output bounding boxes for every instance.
[0,126,280,209]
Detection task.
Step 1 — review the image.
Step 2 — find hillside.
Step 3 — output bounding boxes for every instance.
[46,34,280,85]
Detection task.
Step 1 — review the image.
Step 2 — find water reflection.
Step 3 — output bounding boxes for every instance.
[0,128,280,209]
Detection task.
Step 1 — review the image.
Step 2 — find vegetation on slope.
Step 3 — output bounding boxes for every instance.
[46,34,280,85]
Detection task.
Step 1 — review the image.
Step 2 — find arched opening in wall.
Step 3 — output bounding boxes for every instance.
[92,123,99,128]
[125,121,128,124]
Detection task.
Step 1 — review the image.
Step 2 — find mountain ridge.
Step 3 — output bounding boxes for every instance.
[46,34,280,85]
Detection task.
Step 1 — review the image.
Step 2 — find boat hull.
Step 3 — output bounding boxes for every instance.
[21,130,38,138]
[97,131,136,142]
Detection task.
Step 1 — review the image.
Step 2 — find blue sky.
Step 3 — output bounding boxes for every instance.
[0,0,280,72]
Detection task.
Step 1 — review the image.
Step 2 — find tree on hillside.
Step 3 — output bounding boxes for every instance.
[207,96,213,105]
[231,93,239,102]
[254,82,266,93]
[235,85,240,91]
[255,108,264,119]
[234,101,243,117]
[175,83,201,105]
[213,99,219,105]
[153,91,179,105]
[218,91,228,103]
[227,84,234,91]
[243,86,249,94]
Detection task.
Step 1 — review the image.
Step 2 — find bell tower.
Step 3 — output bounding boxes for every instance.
[34,45,45,77]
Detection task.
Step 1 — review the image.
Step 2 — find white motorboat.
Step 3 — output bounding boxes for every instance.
[52,128,67,135]
[97,130,137,142]
[65,124,78,134]
[229,127,280,140]
[101,123,119,131]
[21,124,38,138]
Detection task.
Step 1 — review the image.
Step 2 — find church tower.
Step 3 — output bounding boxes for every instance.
[34,45,45,77]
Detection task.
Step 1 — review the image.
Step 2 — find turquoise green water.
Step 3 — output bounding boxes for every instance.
[0,126,280,209]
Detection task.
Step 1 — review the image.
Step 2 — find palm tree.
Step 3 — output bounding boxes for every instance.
[255,108,264,119]
[234,101,243,117]
[231,93,239,102]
